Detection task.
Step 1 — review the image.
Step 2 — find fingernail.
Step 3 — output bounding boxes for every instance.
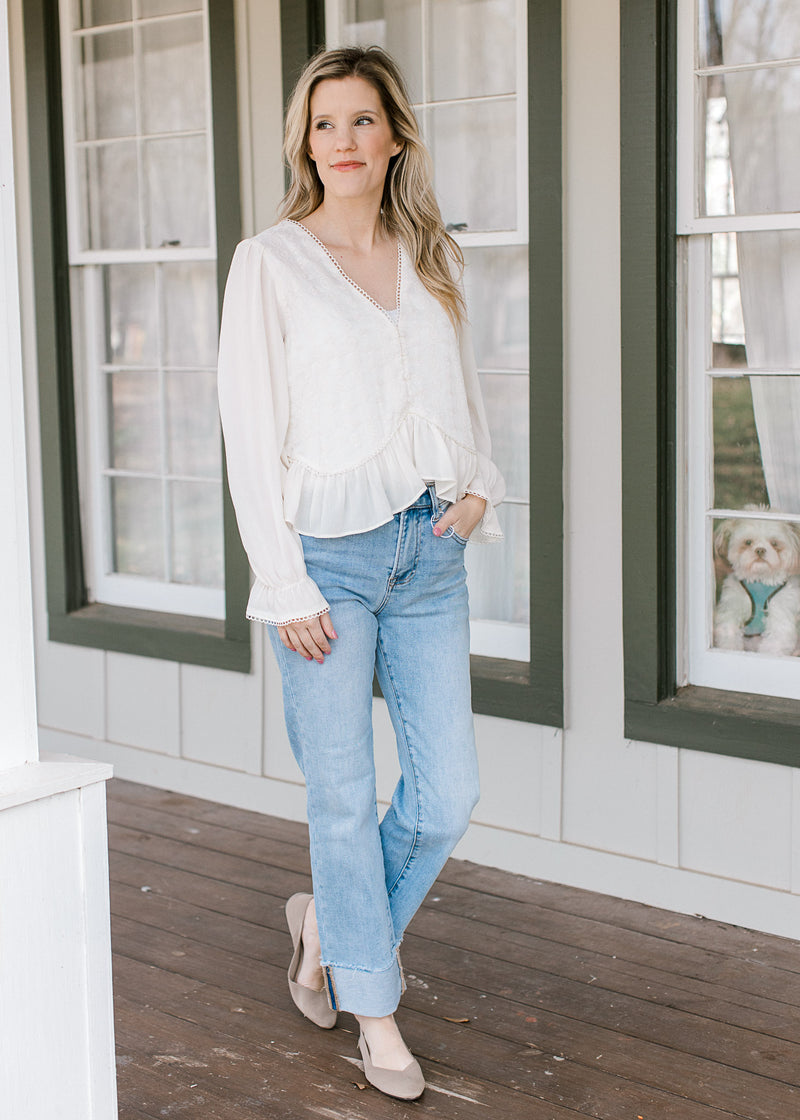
[432,526,441,536]
[305,654,313,661]
[332,630,338,639]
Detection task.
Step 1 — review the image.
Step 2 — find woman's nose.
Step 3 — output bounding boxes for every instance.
[335,128,356,150]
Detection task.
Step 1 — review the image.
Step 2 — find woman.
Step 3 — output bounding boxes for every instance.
[217,45,504,1100]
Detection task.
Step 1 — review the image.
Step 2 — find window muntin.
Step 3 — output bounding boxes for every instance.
[680,0,800,700]
[59,0,224,619]
[325,0,530,662]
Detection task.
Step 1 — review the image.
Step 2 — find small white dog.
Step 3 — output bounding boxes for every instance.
[713,514,800,655]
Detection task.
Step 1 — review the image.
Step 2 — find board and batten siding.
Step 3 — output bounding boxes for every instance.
[16,0,800,940]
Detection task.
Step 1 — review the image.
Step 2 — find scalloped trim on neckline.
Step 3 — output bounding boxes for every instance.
[286,219,401,318]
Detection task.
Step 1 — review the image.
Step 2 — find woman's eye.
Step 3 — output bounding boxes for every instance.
[355,116,375,125]
[314,121,332,130]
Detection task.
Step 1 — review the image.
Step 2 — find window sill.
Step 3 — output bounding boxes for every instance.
[47,603,251,672]
[625,685,800,767]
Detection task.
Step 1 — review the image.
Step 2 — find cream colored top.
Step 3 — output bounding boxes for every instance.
[217,219,505,626]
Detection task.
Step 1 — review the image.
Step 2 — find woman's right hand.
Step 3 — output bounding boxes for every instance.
[278,611,337,663]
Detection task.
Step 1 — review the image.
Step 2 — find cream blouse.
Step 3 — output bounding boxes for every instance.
[217,219,505,627]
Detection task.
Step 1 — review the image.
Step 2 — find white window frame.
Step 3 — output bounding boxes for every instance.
[58,0,224,619]
[678,0,800,700]
[325,0,530,662]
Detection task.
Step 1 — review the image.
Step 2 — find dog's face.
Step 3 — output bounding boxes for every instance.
[715,517,800,585]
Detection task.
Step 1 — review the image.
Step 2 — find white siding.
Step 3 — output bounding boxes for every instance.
[107,652,181,756]
[679,751,793,890]
[181,654,264,774]
[14,0,800,941]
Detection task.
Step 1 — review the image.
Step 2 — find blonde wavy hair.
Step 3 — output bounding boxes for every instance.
[279,46,465,326]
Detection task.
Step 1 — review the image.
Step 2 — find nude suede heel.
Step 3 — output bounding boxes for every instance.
[285,893,337,1029]
[358,1033,425,1100]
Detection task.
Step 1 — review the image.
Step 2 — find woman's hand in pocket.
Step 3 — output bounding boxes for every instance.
[432,494,486,541]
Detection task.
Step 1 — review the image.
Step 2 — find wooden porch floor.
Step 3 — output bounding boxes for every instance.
[108,778,800,1120]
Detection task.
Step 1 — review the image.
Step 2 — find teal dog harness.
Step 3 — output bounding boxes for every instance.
[741,580,786,637]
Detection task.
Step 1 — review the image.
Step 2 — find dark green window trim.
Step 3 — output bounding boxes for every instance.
[282,0,564,727]
[621,0,800,768]
[24,0,251,673]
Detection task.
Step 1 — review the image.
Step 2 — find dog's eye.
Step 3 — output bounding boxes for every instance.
[770,540,781,550]
[743,539,752,547]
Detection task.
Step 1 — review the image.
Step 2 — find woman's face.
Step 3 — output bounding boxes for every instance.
[307,76,402,205]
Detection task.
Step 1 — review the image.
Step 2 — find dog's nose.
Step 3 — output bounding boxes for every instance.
[755,547,767,558]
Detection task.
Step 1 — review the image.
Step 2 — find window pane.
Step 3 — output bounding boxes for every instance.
[701,68,800,216]
[711,232,800,370]
[139,0,202,16]
[711,513,800,656]
[111,476,164,578]
[83,141,140,249]
[144,136,210,248]
[699,0,800,67]
[429,0,516,101]
[750,376,800,515]
[76,29,135,140]
[466,502,529,624]
[712,376,768,510]
[76,0,131,29]
[108,370,161,471]
[166,371,221,478]
[479,373,528,501]
[162,261,218,367]
[170,480,223,587]
[463,245,528,369]
[702,90,733,217]
[341,0,423,104]
[140,16,206,135]
[105,264,158,365]
[431,100,516,232]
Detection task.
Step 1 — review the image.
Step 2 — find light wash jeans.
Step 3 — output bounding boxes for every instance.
[267,485,480,1016]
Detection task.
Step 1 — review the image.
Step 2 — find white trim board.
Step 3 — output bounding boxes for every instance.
[0,753,113,812]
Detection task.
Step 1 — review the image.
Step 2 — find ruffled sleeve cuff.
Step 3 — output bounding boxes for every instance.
[464,461,505,543]
[245,574,330,627]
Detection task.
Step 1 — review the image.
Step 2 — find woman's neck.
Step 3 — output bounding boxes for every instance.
[303,198,389,254]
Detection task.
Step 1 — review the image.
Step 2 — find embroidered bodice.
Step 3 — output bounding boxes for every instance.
[216,220,505,627]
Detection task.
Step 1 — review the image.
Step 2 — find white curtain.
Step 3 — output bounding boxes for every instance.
[718,0,800,513]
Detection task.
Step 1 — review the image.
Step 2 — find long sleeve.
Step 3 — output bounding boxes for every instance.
[217,238,330,625]
[456,315,506,541]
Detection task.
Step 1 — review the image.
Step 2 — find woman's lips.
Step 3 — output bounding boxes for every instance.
[331,161,364,170]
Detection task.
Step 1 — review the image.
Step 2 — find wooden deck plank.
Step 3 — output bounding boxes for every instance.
[112,915,759,1120]
[109,847,800,1055]
[113,962,585,1119]
[107,781,800,1119]
[106,821,800,1042]
[107,793,800,1008]
[109,871,800,1119]
[110,778,310,847]
[113,951,790,1120]
[442,863,800,975]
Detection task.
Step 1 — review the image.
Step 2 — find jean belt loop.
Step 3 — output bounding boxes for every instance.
[426,482,438,515]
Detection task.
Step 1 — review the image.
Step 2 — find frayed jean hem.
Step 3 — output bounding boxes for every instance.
[324,951,406,1017]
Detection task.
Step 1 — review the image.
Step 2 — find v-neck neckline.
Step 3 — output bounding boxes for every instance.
[286,219,402,318]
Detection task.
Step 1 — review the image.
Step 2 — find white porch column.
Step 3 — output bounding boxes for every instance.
[0,3,117,1116]
[0,0,36,770]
